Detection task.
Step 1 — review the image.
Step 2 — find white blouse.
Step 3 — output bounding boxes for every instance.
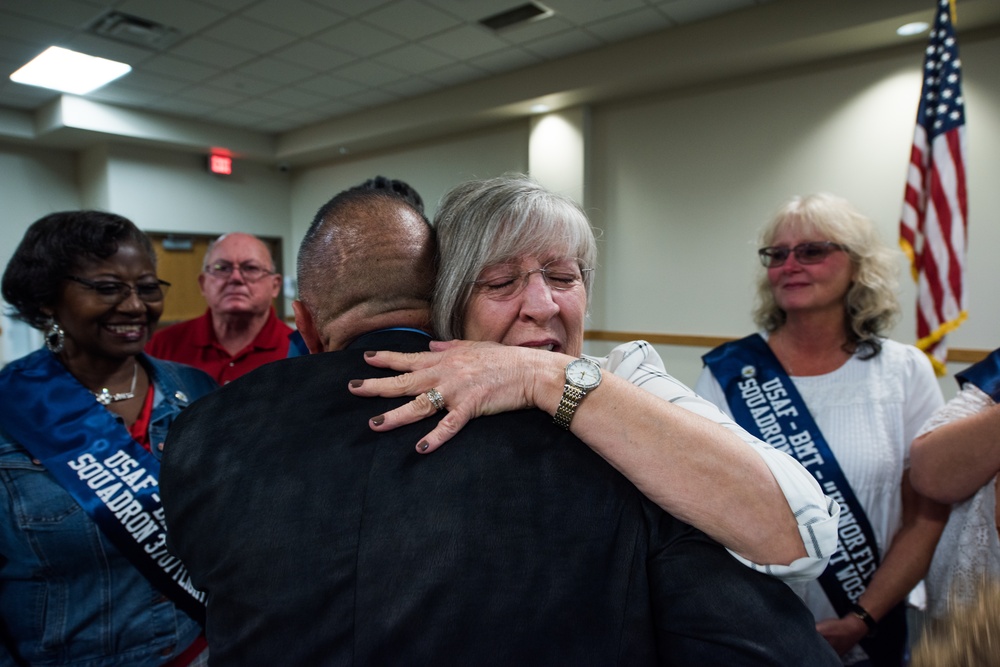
[695,337,943,665]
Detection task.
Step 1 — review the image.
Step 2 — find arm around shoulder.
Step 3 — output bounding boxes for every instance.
[575,344,835,577]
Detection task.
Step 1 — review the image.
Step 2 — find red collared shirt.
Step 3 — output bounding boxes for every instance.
[146,307,293,385]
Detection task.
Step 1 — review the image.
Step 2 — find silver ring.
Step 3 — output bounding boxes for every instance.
[426,387,446,412]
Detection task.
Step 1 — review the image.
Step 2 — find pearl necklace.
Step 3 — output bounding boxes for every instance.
[93,360,138,405]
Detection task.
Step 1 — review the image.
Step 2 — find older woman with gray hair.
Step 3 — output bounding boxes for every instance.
[349,174,839,582]
[695,193,948,665]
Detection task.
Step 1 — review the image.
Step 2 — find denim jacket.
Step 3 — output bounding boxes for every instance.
[0,353,216,666]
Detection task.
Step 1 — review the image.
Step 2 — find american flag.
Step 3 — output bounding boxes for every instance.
[899,0,968,376]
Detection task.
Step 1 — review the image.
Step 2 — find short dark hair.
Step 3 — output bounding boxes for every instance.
[2,210,155,330]
[350,175,425,215]
[298,189,434,333]
[304,188,430,259]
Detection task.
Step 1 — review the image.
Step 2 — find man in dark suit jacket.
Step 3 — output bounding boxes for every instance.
[161,188,839,666]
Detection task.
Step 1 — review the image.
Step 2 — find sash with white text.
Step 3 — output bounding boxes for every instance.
[956,347,1000,402]
[704,334,906,666]
[0,349,205,624]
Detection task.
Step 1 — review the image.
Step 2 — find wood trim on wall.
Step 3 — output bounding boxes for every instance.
[584,330,989,364]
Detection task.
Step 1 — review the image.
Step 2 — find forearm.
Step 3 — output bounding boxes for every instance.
[856,481,949,620]
[911,401,1000,503]
[534,364,807,566]
[815,481,949,655]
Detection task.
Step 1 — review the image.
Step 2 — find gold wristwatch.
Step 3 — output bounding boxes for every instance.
[553,357,602,429]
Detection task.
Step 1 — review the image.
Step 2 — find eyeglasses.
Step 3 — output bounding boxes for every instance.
[204,261,275,282]
[470,258,592,301]
[65,275,170,304]
[758,241,846,268]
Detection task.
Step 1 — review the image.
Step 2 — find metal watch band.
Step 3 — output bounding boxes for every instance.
[553,384,586,429]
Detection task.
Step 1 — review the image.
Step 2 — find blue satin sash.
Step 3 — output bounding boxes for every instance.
[704,335,906,665]
[0,349,205,624]
[956,347,1000,401]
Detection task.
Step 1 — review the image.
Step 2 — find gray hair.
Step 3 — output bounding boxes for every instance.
[752,193,901,358]
[432,174,597,340]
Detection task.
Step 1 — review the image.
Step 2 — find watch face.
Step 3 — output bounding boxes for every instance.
[566,358,602,390]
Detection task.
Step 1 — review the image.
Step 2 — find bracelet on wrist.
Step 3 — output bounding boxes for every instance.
[849,602,877,637]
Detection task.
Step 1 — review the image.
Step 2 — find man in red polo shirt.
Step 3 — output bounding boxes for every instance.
[146,232,293,384]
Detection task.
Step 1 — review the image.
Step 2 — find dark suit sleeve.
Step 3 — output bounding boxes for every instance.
[647,514,841,666]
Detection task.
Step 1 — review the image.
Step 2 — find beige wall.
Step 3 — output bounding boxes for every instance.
[288,121,530,278]
[0,144,81,272]
[103,143,292,238]
[0,143,81,363]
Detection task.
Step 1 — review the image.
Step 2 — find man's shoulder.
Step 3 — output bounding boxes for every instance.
[180,330,430,410]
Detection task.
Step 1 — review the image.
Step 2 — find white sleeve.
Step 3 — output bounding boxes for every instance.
[901,346,946,467]
[598,342,840,582]
[917,384,995,438]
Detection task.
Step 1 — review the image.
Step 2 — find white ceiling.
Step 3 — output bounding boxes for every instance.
[1,0,998,165]
[0,0,781,131]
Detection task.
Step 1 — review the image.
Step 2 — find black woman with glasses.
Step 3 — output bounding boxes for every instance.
[695,192,949,666]
[0,210,216,666]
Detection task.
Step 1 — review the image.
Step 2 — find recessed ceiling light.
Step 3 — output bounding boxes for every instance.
[896,21,929,37]
[531,104,550,113]
[9,46,131,95]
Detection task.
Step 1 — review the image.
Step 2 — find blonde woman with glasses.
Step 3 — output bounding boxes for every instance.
[695,193,949,665]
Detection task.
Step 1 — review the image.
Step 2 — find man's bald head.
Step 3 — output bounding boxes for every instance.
[295,190,435,351]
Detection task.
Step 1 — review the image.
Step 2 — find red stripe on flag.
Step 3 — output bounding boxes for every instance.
[947,131,968,222]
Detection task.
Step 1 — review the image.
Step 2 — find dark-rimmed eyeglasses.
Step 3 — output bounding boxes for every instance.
[758,242,846,268]
[470,258,593,301]
[65,275,170,304]
[204,261,275,282]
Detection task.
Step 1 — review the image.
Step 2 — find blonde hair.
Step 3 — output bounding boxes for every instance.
[912,579,1000,667]
[752,193,900,358]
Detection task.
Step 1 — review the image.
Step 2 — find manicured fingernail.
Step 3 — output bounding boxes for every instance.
[371,415,385,426]
[418,441,429,452]
[365,351,376,358]
[349,379,362,388]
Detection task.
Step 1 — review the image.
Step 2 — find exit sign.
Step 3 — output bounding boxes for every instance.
[207,153,233,175]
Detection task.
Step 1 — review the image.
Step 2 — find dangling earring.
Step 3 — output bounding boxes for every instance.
[45,320,65,354]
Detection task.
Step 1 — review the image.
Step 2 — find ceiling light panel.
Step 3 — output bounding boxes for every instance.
[9,46,131,94]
